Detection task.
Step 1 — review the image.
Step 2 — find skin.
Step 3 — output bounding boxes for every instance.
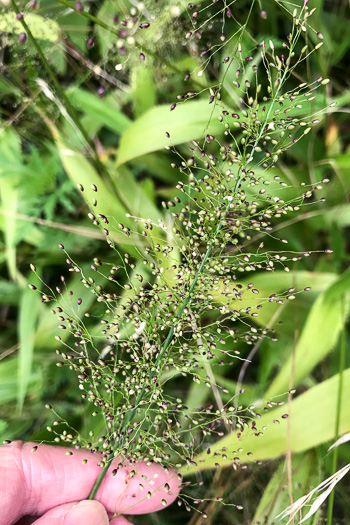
[0,442,181,525]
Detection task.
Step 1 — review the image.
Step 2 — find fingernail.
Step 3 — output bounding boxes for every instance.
[64,500,109,525]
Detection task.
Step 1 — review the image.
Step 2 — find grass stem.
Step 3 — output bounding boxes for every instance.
[326,295,346,525]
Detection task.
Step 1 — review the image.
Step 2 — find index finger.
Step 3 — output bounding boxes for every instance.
[0,441,181,524]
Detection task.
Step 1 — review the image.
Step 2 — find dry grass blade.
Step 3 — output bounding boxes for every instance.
[277,463,350,524]
[328,432,350,452]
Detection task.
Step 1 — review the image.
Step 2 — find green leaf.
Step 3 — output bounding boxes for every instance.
[252,452,320,524]
[0,358,41,403]
[0,179,17,282]
[96,0,119,56]
[55,132,180,273]
[68,88,131,135]
[131,152,181,184]
[0,130,22,282]
[181,367,350,474]
[0,13,59,42]
[117,100,225,166]
[54,132,143,257]
[131,66,156,118]
[112,165,164,225]
[267,268,350,398]
[0,279,20,305]
[33,264,107,351]
[213,271,339,337]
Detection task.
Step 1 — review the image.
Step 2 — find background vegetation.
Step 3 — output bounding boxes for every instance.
[0,0,349,523]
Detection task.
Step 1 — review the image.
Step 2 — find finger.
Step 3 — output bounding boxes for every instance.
[1,441,180,524]
[30,501,109,525]
[14,505,132,525]
[98,459,180,516]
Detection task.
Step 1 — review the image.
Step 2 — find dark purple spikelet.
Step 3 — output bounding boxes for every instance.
[30,0,37,7]
[86,37,94,49]
[139,52,145,61]
[170,103,176,111]
[139,22,150,29]
[75,1,83,12]
[97,86,105,98]
[260,9,267,19]
[19,32,27,44]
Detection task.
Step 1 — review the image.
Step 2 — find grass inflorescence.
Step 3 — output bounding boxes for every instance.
[2,0,343,520]
[23,2,335,514]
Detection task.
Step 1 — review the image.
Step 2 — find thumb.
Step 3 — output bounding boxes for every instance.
[31,500,109,525]
[64,501,109,525]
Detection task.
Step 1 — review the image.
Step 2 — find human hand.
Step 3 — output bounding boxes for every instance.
[0,441,181,525]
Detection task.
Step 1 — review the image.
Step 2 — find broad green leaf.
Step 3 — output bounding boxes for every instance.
[252,452,320,524]
[33,264,109,350]
[0,279,20,305]
[54,133,141,257]
[112,165,164,225]
[0,13,59,42]
[17,281,40,412]
[0,130,22,282]
[55,133,177,283]
[131,152,182,184]
[56,10,88,51]
[117,100,225,166]
[96,0,119,56]
[131,66,156,118]
[267,268,350,398]
[117,91,349,166]
[307,205,350,230]
[213,271,338,335]
[181,367,350,474]
[69,88,131,135]
[0,179,17,282]
[0,357,41,403]
[0,418,35,444]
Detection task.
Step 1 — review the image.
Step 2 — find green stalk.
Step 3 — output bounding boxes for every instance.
[326,295,346,525]
[11,0,103,174]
